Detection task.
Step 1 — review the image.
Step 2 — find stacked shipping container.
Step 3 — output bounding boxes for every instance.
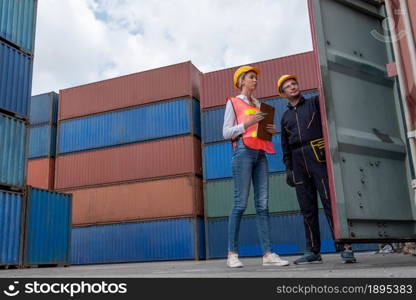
[0,0,36,267]
[27,92,59,189]
[55,62,206,264]
[0,0,71,268]
[201,52,376,258]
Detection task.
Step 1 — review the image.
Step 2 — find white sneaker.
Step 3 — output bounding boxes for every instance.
[227,253,243,268]
[263,253,290,266]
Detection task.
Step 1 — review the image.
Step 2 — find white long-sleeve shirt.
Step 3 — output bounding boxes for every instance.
[222,94,260,140]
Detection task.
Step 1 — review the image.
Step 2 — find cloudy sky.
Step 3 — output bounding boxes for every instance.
[32,0,312,95]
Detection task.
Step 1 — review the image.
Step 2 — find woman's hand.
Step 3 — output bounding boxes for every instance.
[266,124,277,134]
[244,112,264,129]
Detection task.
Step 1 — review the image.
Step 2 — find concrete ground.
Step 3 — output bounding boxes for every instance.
[1,252,416,278]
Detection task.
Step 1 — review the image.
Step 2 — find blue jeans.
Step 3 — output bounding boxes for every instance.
[228,139,272,254]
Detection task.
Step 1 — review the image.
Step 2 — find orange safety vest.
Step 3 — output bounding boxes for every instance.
[228,97,275,154]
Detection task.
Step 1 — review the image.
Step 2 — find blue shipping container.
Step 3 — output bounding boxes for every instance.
[30,92,59,125]
[28,124,56,159]
[0,0,37,53]
[23,187,71,266]
[0,190,23,265]
[201,91,319,144]
[58,98,201,155]
[203,135,285,180]
[0,114,27,188]
[0,40,32,118]
[205,211,378,259]
[71,217,205,265]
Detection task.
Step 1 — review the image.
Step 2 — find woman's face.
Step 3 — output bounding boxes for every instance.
[241,71,258,91]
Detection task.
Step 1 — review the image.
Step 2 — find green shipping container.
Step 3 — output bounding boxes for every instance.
[204,173,324,218]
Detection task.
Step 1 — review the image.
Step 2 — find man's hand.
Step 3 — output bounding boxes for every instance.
[286,169,295,187]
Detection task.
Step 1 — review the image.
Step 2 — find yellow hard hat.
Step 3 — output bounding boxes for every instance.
[233,65,260,89]
[277,75,298,95]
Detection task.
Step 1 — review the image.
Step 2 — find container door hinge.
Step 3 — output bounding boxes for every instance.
[408,131,416,139]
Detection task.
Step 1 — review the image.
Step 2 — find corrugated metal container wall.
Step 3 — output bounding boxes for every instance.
[205,212,378,259]
[55,136,202,189]
[27,158,55,190]
[23,187,71,266]
[30,92,58,125]
[0,114,27,188]
[59,62,201,121]
[200,52,319,109]
[203,136,285,180]
[0,190,23,265]
[58,98,200,155]
[71,217,205,265]
[204,174,303,218]
[0,41,32,118]
[28,124,56,159]
[201,91,319,144]
[69,176,203,225]
[0,0,37,53]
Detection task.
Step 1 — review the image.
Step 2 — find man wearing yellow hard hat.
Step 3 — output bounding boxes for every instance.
[222,65,289,268]
[278,75,356,264]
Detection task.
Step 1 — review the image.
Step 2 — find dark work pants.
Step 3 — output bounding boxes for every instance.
[291,145,343,254]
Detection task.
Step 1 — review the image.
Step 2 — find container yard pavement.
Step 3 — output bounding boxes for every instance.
[1,252,416,278]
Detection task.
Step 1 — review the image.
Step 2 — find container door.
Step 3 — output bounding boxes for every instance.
[309,0,416,241]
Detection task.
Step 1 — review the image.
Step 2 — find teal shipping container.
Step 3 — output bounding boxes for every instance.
[0,113,27,189]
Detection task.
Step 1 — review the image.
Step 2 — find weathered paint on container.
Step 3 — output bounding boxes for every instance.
[30,92,58,125]
[0,0,37,53]
[0,113,27,188]
[0,40,32,118]
[390,0,416,129]
[59,61,201,121]
[68,176,203,225]
[0,190,23,266]
[58,98,200,155]
[55,136,202,189]
[27,158,55,190]
[28,124,56,159]
[23,187,71,266]
[200,52,319,109]
[71,217,205,265]
[204,174,305,218]
[205,212,378,259]
[203,136,285,180]
[201,91,319,144]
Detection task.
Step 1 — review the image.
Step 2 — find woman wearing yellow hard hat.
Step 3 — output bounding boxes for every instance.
[222,65,290,268]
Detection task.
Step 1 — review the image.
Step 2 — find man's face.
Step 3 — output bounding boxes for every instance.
[282,79,300,98]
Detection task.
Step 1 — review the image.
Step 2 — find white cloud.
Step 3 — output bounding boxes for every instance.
[32,0,312,95]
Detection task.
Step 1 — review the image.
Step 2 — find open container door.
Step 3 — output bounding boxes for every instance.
[308,0,416,242]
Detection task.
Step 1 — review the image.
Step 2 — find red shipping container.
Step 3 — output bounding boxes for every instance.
[59,61,201,121]
[390,0,416,128]
[200,51,319,109]
[55,136,202,190]
[65,175,203,226]
[27,158,55,190]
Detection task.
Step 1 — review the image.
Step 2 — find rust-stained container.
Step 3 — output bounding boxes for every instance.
[65,175,203,226]
[200,52,319,109]
[58,61,201,121]
[27,158,55,190]
[389,0,416,130]
[55,136,202,190]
